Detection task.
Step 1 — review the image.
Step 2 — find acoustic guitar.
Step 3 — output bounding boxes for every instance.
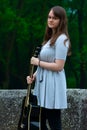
[17,45,42,130]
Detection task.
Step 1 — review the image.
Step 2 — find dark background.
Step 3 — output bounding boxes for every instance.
[0,0,87,89]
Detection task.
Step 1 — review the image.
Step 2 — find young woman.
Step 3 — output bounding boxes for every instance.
[27,6,71,130]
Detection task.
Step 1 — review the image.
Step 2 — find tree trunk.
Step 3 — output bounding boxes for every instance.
[3,31,16,88]
[77,0,86,88]
[4,0,24,88]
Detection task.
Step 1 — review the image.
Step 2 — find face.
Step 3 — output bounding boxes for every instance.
[47,10,60,30]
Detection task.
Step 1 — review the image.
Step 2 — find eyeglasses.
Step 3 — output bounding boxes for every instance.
[48,15,59,20]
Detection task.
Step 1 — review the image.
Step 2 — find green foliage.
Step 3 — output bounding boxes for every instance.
[0,0,87,89]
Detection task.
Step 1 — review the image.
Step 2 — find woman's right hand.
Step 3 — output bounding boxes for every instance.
[26,75,35,84]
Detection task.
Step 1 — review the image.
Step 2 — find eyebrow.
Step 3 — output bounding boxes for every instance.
[48,15,58,19]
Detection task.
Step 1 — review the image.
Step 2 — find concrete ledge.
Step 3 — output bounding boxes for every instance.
[62,89,87,130]
[0,90,26,130]
[0,89,87,130]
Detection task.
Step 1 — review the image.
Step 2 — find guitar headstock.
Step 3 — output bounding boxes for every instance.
[33,45,42,58]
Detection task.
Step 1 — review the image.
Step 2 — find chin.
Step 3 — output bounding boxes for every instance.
[48,25,54,28]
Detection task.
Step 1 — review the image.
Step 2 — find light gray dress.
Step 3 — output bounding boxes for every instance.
[33,34,69,109]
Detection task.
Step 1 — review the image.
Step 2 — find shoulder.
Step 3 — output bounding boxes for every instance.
[57,34,67,41]
[55,34,69,48]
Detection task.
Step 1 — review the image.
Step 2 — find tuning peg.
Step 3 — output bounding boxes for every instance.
[33,45,42,57]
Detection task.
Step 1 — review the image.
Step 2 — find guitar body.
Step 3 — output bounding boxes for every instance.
[29,104,40,130]
[18,93,40,130]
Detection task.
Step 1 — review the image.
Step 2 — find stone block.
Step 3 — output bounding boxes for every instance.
[62,89,87,130]
[0,90,26,130]
[0,89,87,130]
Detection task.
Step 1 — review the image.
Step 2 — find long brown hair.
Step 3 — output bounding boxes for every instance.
[42,6,71,55]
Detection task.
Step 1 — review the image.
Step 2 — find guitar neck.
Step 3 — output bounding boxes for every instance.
[24,45,42,107]
[25,65,34,107]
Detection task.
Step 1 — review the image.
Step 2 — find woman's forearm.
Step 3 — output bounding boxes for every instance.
[30,57,65,71]
[39,60,65,71]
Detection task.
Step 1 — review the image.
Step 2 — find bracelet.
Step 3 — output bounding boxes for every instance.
[38,59,40,66]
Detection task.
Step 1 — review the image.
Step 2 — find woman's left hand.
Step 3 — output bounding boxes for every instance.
[31,57,39,66]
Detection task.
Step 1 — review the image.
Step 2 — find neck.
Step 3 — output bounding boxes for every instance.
[53,28,56,34]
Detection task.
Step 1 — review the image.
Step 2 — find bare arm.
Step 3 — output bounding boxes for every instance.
[39,59,65,71]
[26,71,37,84]
[31,57,65,71]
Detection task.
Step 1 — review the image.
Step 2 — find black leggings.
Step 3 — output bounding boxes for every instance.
[40,107,62,130]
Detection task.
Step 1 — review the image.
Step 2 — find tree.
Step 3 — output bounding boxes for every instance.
[0,0,87,89]
[67,0,87,88]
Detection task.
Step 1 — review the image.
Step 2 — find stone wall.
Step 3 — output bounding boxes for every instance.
[62,89,87,130]
[0,89,87,130]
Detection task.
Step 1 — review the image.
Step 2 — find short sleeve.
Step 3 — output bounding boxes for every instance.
[55,34,69,60]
